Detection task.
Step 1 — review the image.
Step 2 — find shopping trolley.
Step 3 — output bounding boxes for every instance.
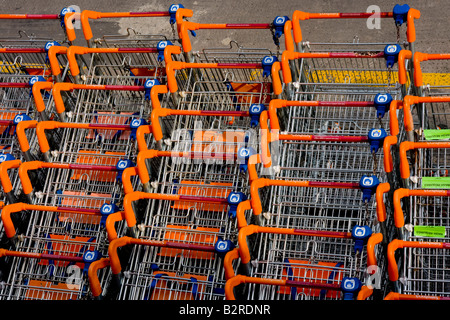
[64,4,190,48]
[92,235,236,300]
[0,201,119,300]
[224,223,379,300]
[387,239,450,299]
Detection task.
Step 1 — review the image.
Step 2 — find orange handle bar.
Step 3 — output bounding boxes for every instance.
[80,10,171,42]
[250,178,359,218]
[32,81,53,113]
[388,239,450,282]
[238,224,351,265]
[67,46,158,77]
[136,125,153,152]
[19,161,118,196]
[16,120,38,154]
[0,159,21,194]
[88,257,111,298]
[47,45,68,77]
[179,19,294,54]
[384,292,449,301]
[393,188,450,229]
[223,248,240,280]
[1,202,103,238]
[414,52,450,87]
[108,236,216,275]
[399,140,450,180]
[375,183,390,223]
[36,120,131,154]
[291,9,419,45]
[51,82,145,115]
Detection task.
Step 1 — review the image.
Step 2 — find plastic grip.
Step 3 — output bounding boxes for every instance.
[223,248,240,280]
[32,81,53,113]
[0,160,21,194]
[47,45,68,77]
[375,183,390,223]
[367,233,383,269]
[406,8,420,43]
[88,257,111,298]
[16,120,38,153]
[64,12,80,42]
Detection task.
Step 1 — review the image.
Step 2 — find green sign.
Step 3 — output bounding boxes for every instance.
[414,225,446,238]
[423,129,450,140]
[421,177,450,189]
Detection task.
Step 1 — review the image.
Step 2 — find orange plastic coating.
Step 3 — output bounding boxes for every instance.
[105,211,126,242]
[16,120,38,153]
[388,239,448,281]
[271,61,283,96]
[136,125,153,152]
[259,110,275,168]
[36,121,88,154]
[393,188,449,229]
[47,45,68,77]
[402,96,419,133]
[223,248,240,280]
[80,10,171,42]
[367,233,383,269]
[64,12,80,42]
[406,9,420,43]
[357,286,374,300]
[122,166,138,195]
[248,154,261,184]
[236,199,252,229]
[163,45,182,65]
[32,81,53,113]
[389,100,402,137]
[413,52,450,87]
[398,50,412,85]
[375,183,390,223]
[0,160,21,194]
[383,135,397,174]
[88,257,110,298]
[399,141,450,179]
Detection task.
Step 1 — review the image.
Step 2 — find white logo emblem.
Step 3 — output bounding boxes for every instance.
[216,241,228,250]
[370,129,382,138]
[263,56,274,64]
[229,194,240,203]
[376,94,388,103]
[275,16,286,25]
[0,155,6,162]
[170,5,180,12]
[145,79,156,88]
[344,279,356,289]
[102,204,112,213]
[386,45,397,53]
[354,226,366,237]
[362,177,374,186]
[117,161,128,169]
[84,251,95,261]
